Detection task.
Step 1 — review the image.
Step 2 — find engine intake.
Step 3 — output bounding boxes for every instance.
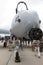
[29,28,42,40]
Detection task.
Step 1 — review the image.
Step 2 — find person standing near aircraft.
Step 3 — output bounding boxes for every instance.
[34,40,40,58]
[14,39,20,62]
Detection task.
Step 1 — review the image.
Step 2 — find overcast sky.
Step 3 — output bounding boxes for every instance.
[0,0,43,31]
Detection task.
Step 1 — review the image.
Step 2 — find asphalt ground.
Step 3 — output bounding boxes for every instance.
[0,41,43,65]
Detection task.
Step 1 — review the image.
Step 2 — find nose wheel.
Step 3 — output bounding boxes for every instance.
[29,28,42,40]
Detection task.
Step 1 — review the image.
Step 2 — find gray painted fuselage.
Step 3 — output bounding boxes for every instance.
[11,10,40,39]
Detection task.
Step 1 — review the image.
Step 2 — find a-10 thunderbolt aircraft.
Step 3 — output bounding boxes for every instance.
[10,1,42,41]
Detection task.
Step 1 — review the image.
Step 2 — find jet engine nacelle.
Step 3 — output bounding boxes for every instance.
[11,1,42,40]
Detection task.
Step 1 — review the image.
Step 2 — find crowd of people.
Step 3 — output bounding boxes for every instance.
[0,36,43,61]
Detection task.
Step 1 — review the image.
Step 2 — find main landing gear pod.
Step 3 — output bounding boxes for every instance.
[29,28,42,40]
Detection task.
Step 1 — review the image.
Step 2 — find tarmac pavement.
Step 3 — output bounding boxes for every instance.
[0,42,43,65]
